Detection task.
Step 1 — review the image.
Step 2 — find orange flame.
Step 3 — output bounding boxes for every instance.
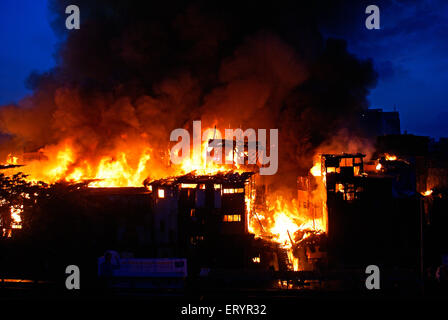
[385,154,397,161]
[267,197,324,248]
[4,127,249,187]
[6,154,18,165]
[310,162,321,177]
[4,128,328,272]
[10,205,23,229]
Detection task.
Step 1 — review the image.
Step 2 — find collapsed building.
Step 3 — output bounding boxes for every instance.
[145,171,295,279]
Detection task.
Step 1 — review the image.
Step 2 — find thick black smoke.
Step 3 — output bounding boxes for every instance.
[0,0,378,189]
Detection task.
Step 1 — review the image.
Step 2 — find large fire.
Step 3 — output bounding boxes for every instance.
[2,127,327,270]
[246,156,327,270]
[4,128,248,188]
[6,142,155,188]
[255,196,325,248]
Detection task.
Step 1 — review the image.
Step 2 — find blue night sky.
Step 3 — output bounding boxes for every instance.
[0,0,447,138]
[322,0,448,139]
[0,0,57,104]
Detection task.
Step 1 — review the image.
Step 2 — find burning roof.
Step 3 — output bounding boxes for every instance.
[145,170,255,188]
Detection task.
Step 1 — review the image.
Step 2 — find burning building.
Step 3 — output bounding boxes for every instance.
[297,151,423,275]
[145,167,328,285]
[5,1,435,291]
[146,172,262,272]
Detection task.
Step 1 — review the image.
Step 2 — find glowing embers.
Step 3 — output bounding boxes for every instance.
[223,214,242,222]
[422,189,433,197]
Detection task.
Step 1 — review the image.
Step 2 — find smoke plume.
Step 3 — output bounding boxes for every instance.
[0,0,378,190]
